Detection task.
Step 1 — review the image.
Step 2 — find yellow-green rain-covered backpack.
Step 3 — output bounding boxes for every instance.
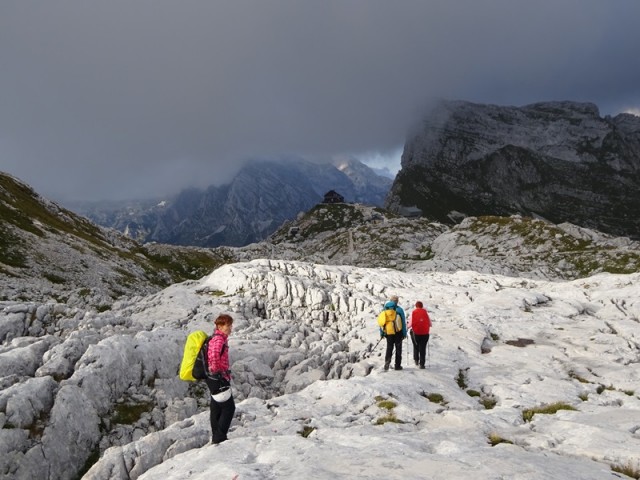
[179,330,209,381]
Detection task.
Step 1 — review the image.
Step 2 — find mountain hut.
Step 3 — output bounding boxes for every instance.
[322,190,345,204]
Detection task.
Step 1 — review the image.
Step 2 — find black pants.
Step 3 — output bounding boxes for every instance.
[411,331,430,367]
[209,395,235,443]
[385,333,403,368]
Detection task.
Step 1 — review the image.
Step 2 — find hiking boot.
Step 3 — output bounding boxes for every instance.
[419,365,426,369]
[414,360,419,366]
[384,362,390,371]
[394,366,403,371]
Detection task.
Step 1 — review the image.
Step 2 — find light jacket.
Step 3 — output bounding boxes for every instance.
[377,300,407,337]
[409,307,431,335]
[207,329,231,380]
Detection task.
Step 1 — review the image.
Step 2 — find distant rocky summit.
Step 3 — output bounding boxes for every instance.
[387,100,640,239]
[73,157,392,248]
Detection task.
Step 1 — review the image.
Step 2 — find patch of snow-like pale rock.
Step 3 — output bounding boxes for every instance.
[77,262,640,480]
[3,259,640,479]
[130,373,625,480]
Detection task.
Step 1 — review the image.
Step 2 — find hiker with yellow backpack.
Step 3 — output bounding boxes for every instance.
[179,314,236,445]
[377,295,407,371]
[206,314,236,444]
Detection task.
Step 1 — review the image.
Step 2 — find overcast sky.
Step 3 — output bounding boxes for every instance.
[1,1,639,203]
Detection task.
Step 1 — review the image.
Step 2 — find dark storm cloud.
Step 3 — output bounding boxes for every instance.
[1,1,639,201]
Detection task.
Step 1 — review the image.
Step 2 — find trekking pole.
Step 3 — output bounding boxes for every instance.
[406,335,409,365]
[366,337,383,358]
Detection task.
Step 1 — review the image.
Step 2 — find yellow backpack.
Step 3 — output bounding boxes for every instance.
[179,330,209,381]
[377,308,402,335]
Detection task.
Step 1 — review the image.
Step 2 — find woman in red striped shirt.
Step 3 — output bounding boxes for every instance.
[206,314,235,444]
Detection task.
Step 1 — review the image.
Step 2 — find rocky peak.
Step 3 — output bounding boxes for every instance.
[72,158,391,248]
[388,100,640,238]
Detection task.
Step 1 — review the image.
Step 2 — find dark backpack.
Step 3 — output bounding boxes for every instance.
[192,334,226,380]
[192,336,211,380]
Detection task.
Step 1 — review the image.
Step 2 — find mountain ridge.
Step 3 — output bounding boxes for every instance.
[387,100,640,239]
[3,170,640,309]
[70,157,393,247]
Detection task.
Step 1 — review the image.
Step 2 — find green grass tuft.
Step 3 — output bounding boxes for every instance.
[299,426,316,438]
[480,396,497,410]
[610,461,640,479]
[377,400,397,410]
[568,370,591,384]
[488,433,513,446]
[456,368,468,389]
[522,402,578,422]
[111,401,153,425]
[44,272,66,285]
[421,391,446,405]
[375,414,404,425]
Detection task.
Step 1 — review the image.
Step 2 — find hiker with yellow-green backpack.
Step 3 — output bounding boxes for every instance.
[377,295,407,371]
[178,313,236,445]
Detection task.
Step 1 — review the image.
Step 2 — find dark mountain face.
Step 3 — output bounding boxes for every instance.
[387,100,640,239]
[73,158,392,247]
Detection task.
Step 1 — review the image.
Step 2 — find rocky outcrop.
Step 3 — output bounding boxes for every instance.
[387,100,640,239]
[0,172,227,306]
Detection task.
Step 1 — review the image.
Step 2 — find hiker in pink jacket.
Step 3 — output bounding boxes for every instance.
[206,314,235,444]
[408,301,432,369]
